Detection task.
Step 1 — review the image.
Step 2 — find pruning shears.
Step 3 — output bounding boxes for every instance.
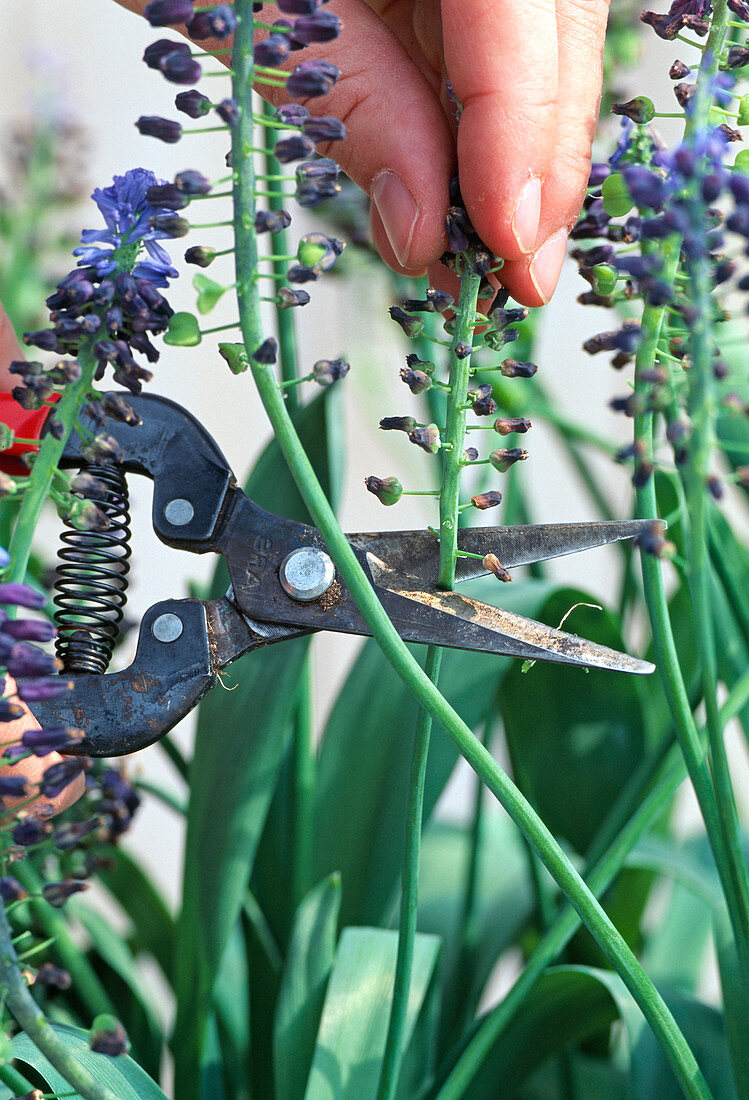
[0,392,658,758]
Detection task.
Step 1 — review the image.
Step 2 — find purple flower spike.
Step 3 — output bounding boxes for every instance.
[144,0,195,27]
[0,583,45,610]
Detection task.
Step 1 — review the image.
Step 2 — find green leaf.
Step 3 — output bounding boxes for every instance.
[172,636,309,1097]
[304,927,441,1100]
[314,579,558,928]
[499,587,646,855]
[193,273,229,315]
[274,874,342,1100]
[11,1021,168,1099]
[74,903,164,1078]
[601,172,633,217]
[418,815,533,1046]
[213,921,252,1100]
[163,311,201,346]
[715,911,749,1099]
[97,847,175,982]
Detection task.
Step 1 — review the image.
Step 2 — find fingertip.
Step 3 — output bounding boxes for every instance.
[499,227,569,306]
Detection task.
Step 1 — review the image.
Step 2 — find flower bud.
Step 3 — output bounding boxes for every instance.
[471,491,502,511]
[0,775,30,799]
[471,384,497,416]
[0,583,45,610]
[40,760,84,800]
[12,816,52,847]
[22,726,84,756]
[2,619,55,643]
[277,287,311,308]
[400,367,432,394]
[297,232,343,271]
[500,359,538,379]
[365,476,403,506]
[635,522,675,558]
[408,424,441,454]
[389,306,424,339]
[292,11,342,42]
[54,817,102,851]
[463,447,479,462]
[252,337,278,364]
[144,0,195,27]
[483,553,511,582]
[612,97,655,124]
[149,213,189,237]
[16,678,73,703]
[277,103,310,125]
[301,116,347,143]
[188,4,236,38]
[256,34,292,66]
[136,116,183,143]
[379,416,416,433]
[494,416,531,435]
[728,45,749,68]
[160,50,202,84]
[0,876,27,902]
[175,89,211,118]
[455,342,472,359]
[255,209,292,233]
[286,264,318,283]
[36,963,72,990]
[286,59,340,98]
[275,135,315,163]
[313,358,349,386]
[489,448,528,472]
[90,1015,130,1057]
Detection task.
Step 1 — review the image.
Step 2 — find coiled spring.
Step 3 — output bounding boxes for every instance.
[54,462,131,674]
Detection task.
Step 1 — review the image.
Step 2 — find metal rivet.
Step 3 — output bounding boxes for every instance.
[164,498,194,526]
[280,547,335,602]
[152,613,184,643]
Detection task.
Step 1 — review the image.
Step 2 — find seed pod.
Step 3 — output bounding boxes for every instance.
[500,359,538,379]
[365,476,403,506]
[494,417,531,435]
[489,448,528,472]
[408,425,441,454]
[471,385,497,417]
[483,553,511,582]
[612,97,655,124]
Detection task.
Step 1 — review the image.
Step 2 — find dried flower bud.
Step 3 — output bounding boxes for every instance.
[635,522,675,558]
[674,82,695,109]
[707,474,724,500]
[12,816,52,847]
[727,45,749,68]
[63,499,111,533]
[40,759,84,799]
[633,460,654,488]
[471,491,503,511]
[455,342,472,359]
[252,337,278,364]
[312,358,349,386]
[255,209,292,234]
[405,353,434,374]
[0,876,27,902]
[400,367,432,394]
[463,447,479,462]
[36,963,72,990]
[389,306,424,339]
[483,553,511,582]
[669,59,690,79]
[408,424,441,454]
[275,135,316,163]
[494,416,531,435]
[42,879,88,907]
[484,327,519,352]
[54,817,102,850]
[489,447,528,472]
[500,359,538,379]
[379,417,416,433]
[216,98,240,126]
[277,287,311,308]
[471,384,497,416]
[365,476,403,506]
[90,1015,130,1057]
[612,97,654,124]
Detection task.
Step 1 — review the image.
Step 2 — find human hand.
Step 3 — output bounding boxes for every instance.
[116,0,610,305]
[0,307,84,816]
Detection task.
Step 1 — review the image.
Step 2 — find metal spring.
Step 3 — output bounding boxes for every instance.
[53,462,131,675]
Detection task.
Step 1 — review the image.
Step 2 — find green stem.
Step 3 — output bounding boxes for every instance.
[377,262,482,1100]
[292,650,315,908]
[0,901,119,1100]
[6,351,96,584]
[242,309,710,1100]
[0,1060,34,1093]
[261,99,301,407]
[436,669,749,1095]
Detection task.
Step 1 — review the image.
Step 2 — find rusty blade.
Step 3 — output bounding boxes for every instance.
[370,562,655,673]
[349,519,665,585]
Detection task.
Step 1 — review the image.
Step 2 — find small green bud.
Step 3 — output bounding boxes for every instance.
[194,273,229,315]
[601,173,633,217]
[164,311,201,346]
[296,232,343,271]
[185,245,216,268]
[365,475,403,506]
[218,343,250,375]
[591,264,618,296]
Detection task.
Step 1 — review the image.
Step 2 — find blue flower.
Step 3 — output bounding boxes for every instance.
[73,168,178,288]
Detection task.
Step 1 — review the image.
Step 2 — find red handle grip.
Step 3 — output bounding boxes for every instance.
[0,393,60,476]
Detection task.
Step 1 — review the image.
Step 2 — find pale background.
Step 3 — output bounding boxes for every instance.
[2,0,743,1011]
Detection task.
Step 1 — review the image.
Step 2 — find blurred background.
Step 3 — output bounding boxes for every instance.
[2,0,732,921]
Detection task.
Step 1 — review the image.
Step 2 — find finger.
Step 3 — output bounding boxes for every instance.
[0,303,24,393]
[442,0,559,260]
[259,0,453,271]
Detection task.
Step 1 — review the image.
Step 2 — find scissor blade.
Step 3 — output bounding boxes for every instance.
[379,576,654,673]
[348,519,664,585]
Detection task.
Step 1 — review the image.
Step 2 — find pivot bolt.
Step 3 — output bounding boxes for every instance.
[164,498,194,526]
[279,547,335,602]
[152,613,184,643]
